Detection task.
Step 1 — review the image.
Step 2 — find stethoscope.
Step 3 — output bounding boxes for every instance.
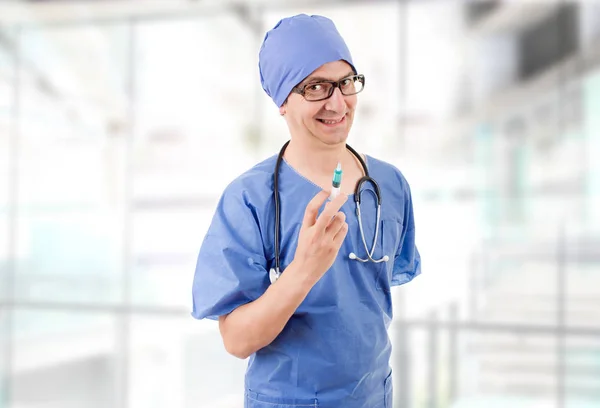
[270,140,389,284]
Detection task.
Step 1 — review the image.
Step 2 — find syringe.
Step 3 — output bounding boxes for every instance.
[329,162,343,200]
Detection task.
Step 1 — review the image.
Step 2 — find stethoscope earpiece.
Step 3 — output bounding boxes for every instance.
[349,253,357,260]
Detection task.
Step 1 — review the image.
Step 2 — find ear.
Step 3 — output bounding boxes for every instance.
[279,97,289,116]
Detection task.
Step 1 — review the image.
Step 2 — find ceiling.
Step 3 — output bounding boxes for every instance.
[0,0,340,25]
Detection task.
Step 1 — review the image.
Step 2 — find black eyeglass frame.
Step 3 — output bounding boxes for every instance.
[291,74,366,102]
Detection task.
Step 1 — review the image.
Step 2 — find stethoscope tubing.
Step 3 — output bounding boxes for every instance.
[271,141,388,283]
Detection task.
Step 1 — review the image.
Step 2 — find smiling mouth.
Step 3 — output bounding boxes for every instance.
[317,116,345,125]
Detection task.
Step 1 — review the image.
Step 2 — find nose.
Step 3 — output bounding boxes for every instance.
[325,87,346,113]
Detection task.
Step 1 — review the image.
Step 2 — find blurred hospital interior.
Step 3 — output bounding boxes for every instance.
[0,0,599,407]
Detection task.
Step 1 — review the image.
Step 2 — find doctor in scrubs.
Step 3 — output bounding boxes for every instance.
[191,14,421,408]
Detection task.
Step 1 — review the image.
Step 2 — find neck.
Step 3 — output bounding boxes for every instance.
[284,137,348,177]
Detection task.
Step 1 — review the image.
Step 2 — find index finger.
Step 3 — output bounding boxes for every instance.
[302,190,329,228]
[314,193,348,231]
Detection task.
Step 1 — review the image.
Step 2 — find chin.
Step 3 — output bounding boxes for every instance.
[317,132,349,146]
[312,123,352,145]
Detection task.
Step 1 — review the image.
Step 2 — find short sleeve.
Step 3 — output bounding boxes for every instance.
[191,185,268,321]
[391,178,421,286]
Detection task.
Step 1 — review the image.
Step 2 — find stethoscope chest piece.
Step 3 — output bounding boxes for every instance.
[269,267,281,284]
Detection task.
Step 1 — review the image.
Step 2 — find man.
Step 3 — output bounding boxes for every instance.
[191,14,421,408]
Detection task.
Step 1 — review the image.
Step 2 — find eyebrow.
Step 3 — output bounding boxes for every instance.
[302,71,355,85]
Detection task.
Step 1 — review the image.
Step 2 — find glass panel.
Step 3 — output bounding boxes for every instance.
[129,316,246,408]
[399,0,596,320]
[390,323,600,407]
[130,16,257,307]
[393,3,600,407]
[565,230,600,330]
[0,28,14,302]
[393,324,573,408]
[131,208,213,308]
[397,0,493,320]
[565,334,600,407]
[581,65,600,233]
[462,331,561,407]
[574,4,600,346]
[11,311,117,408]
[0,310,7,408]
[14,23,129,304]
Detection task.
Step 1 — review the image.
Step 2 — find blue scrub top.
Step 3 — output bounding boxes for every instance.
[191,153,421,408]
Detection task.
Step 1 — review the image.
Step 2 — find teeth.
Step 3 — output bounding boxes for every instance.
[321,118,343,124]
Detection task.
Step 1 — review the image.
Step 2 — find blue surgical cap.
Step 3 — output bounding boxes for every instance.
[258,14,357,107]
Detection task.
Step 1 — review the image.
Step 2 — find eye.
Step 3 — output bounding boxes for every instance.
[341,79,351,86]
[307,84,322,92]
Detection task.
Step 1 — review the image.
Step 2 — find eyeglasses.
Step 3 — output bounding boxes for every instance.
[292,74,365,102]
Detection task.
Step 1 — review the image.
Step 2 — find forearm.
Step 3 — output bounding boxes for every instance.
[219,259,316,359]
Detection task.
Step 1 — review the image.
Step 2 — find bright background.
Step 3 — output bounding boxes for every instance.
[1,1,599,407]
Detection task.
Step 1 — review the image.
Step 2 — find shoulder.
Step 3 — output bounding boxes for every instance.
[365,155,412,192]
[363,154,416,224]
[218,154,277,215]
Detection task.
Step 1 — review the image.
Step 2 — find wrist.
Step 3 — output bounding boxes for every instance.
[286,258,319,291]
